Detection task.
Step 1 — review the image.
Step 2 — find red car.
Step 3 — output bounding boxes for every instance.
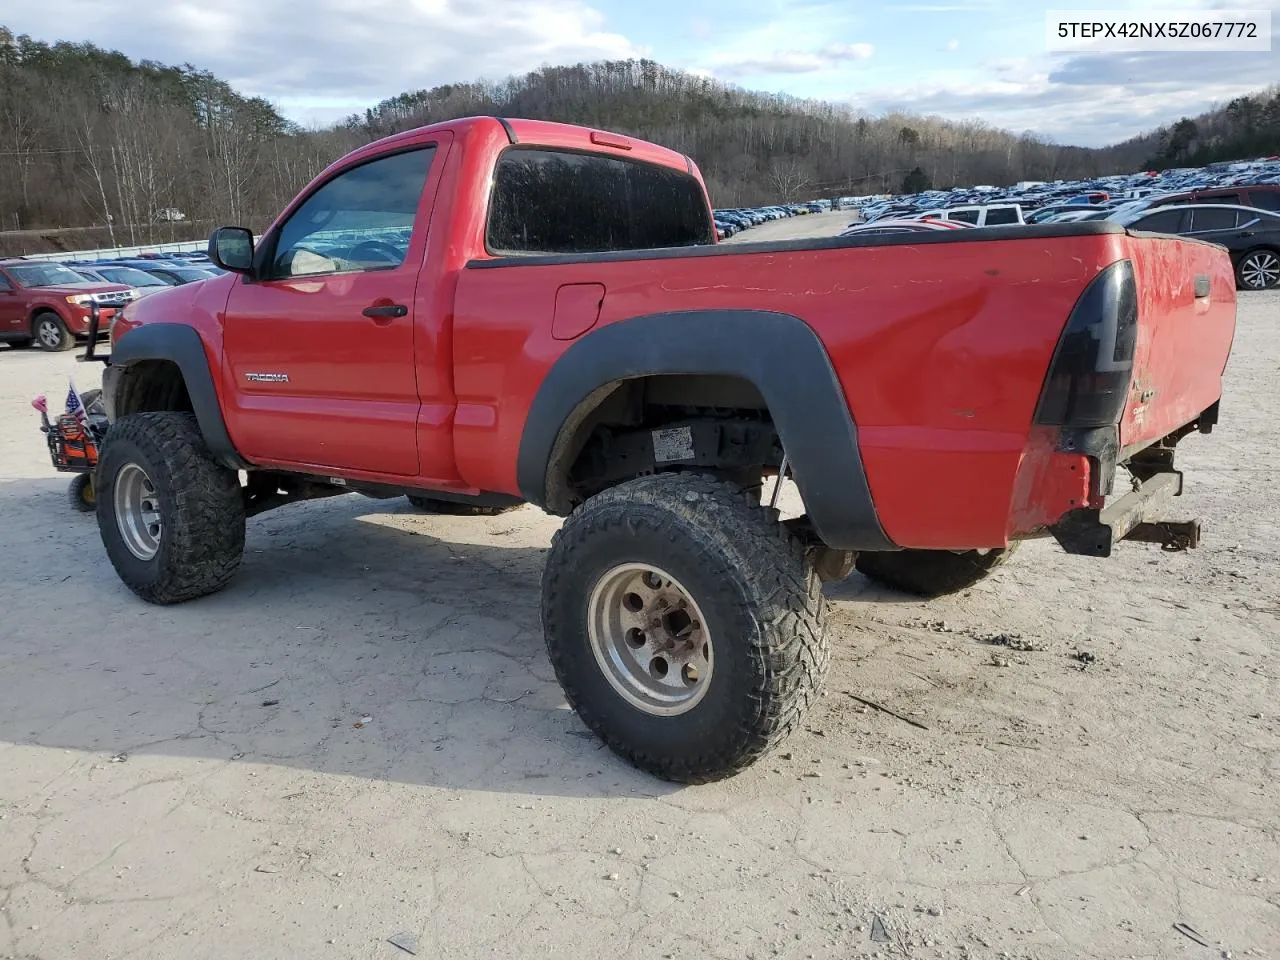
[94,117,1236,782]
[0,260,135,351]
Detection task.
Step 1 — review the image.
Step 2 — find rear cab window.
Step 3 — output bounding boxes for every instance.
[486,148,714,255]
[947,209,981,224]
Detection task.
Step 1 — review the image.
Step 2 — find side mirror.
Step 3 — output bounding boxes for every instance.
[208,226,255,274]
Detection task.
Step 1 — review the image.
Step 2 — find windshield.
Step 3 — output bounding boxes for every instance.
[8,263,87,287]
[99,267,167,286]
[168,268,214,282]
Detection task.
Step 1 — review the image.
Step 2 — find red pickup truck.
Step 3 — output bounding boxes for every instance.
[93,117,1236,782]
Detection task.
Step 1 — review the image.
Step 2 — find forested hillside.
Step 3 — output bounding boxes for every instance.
[1,26,1277,255]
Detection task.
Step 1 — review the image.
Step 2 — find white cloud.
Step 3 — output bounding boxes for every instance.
[946,38,961,51]
[2,0,644,111]
[700,41,875,77]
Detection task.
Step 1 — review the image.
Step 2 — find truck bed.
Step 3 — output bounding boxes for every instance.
[452,221,1235,550]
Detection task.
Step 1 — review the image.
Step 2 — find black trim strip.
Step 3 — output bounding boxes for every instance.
[466,219,1128,269]
[515,309,895,551]
[495,117,517,144]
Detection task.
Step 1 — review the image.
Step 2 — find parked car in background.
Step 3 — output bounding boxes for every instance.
[1148,183,1280,213]
[139,264,217,285]
[72,264,173,296]
[914,204,1024,227]
[1111,204,1280,289]
[839,218,970,237]
[0,259,135,351]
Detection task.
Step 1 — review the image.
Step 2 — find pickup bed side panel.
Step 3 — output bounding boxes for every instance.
[1118,234,1236,451]
[453,232,1126,549]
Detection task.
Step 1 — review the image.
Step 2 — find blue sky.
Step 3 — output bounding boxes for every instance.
[6,0,1278,146]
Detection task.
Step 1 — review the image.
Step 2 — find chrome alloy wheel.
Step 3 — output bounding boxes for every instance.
[37,317,62,348]
[586,563,713,716]
[1240,251,1280,290]
[114,462,163,560]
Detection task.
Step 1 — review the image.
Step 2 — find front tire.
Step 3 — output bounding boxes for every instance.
[34,312,74,352]
[96,412,246,604]
[542,473,828,783]
[855,545,1017,598]
[1236,248,1280,290]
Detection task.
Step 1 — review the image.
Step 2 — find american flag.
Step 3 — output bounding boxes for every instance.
[65,381,86,424]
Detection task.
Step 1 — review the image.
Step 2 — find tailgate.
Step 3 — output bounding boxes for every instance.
[1119,233,1236,451]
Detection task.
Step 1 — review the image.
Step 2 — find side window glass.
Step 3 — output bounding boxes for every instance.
[984,208,1019,225]
[1189,208,1238,232]
[0,273,10,291]
[949,209,980,224]
[1132,209,1186,233]
[270,147,435,279]
[1248,192,1280,211]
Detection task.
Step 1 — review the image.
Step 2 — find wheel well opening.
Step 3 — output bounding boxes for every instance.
[547,374,781,513]
[116,360,193,417]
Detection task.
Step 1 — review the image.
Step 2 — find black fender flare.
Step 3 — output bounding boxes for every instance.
[104,323,248,470]
[515,309,894,551]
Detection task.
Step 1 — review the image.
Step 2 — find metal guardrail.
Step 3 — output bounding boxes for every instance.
[21,239,212,263]
[21,237,268,263]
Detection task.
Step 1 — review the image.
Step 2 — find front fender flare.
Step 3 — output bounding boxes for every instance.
[516,309,894,551]
[105,323,248,470]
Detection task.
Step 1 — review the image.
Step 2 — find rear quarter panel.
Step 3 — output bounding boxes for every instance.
[453,231,1130,548]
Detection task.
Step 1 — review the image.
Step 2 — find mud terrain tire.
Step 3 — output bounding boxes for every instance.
[854,545,1018,597]
[96,412,245,604]
[542,472,828,783]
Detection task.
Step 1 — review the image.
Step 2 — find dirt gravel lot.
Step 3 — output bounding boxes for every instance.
[2,214,1278,960]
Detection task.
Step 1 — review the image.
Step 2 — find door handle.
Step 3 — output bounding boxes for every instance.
[362,303,408,319]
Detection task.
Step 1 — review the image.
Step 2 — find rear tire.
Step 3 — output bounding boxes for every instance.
[96,412,246,604]
[405,494,521,517]
[1236,248,1280,290]
[34,312,74,352]
[855,545,1018,598]
[542,472,828,783]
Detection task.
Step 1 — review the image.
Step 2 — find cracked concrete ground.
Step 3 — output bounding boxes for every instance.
[1,219,1277,960]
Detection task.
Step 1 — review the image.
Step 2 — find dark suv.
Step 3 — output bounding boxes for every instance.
[1156,183,1280,213]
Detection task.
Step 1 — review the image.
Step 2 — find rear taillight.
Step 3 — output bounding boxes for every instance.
[1034,259,1137,428]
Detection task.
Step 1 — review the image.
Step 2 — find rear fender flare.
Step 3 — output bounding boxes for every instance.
[106,323,248,470]
[516,309,894,551]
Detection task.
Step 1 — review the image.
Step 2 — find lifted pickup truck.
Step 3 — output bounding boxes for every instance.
[92,117,1235,782]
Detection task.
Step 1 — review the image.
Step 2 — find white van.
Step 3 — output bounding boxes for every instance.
[915,203,1025,227]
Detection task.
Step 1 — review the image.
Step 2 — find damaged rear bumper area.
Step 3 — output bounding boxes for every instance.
[1050,460,1201,559]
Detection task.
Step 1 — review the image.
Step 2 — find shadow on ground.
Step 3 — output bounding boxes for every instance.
[0,477,897,800]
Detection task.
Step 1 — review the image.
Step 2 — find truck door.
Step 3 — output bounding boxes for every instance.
[221,136,450,476]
